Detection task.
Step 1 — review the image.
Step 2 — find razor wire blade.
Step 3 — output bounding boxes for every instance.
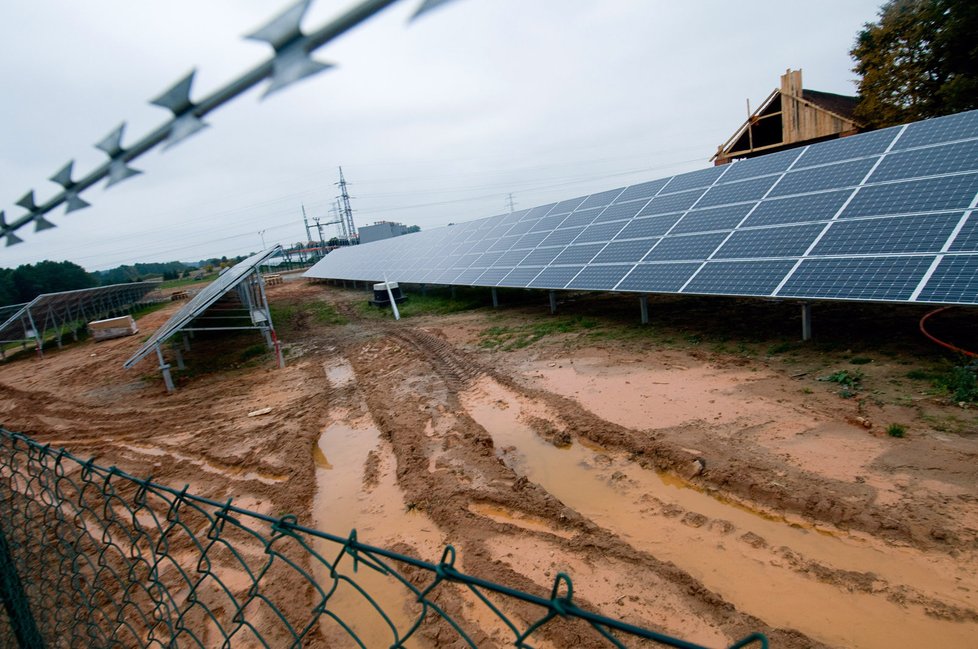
[0,0,456,248]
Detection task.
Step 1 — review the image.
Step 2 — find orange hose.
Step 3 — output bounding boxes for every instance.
[919,306,978,358]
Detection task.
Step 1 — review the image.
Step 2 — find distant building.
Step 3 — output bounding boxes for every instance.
[713,69,862,165]
[359,221,412,244]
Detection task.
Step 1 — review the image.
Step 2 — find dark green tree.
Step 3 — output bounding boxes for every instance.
[851,0,978,128]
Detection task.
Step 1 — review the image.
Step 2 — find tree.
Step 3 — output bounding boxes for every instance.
[851,0,978,128]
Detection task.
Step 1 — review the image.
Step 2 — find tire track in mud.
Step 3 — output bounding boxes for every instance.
[344,327,825,648]
[349,323,978,648]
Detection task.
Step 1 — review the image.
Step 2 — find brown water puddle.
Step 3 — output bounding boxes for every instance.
[461,377,978,649]
[311,417,443,648]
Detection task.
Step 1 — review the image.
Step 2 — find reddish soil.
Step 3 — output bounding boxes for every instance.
[1,278,976,649]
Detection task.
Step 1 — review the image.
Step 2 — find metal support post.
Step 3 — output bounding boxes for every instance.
[450,285,457,300]
[801,303,813,341]
[173,347,186,370]
[549,290,558,315]
[25,310,42,359]
[491,287,499,308]
[639,295,649,325]
[0,528,44,649]
[182,333,191,351]
[421,284,427,296]
[155,346,175,393]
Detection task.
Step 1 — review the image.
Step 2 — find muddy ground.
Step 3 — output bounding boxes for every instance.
[1,277,976,648]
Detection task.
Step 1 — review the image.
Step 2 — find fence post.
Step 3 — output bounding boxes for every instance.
[0,528,45,648]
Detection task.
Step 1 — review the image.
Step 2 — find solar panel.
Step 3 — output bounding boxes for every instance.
[567,265,631,290]
[777,256,935,301]
[616,263,700,292]
[812,213,962,255]
[697,176,778,207]
[0,282,160,347]
[917,255,978,304]
[686,260,798,296]
[670,203,756,234]
[529,265,584,289]
[125,247,282,369]
[305,109,978,306]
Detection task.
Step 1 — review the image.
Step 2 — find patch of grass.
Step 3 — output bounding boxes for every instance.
[270,300,346,334]
[850,356,873,365]
[480,315,602,351]
[766,341,796,356]
[159,273,219,290]
[905,368,935,380]
[819,369,864,398]
[934,362,978,403]
[886,423,907,438]
[239,343,268,362]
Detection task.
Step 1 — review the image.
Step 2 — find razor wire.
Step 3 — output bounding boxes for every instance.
[0,0,454,248]
[0,428,769,649]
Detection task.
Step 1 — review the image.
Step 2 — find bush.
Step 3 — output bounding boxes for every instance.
[936,362,978,402]
[886,423,906,438]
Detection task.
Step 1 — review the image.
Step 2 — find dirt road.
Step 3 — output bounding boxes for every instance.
[1,279,975,648]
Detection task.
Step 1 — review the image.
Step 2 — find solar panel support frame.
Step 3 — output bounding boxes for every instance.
[124,247,285,390]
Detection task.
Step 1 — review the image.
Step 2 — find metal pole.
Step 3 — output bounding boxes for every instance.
[173,347,186,370]
[491,287,499,308]
[155,346,175,393]
[255,270,285,368]
[549,290,558,315]
[0,528,45,649]
[639,295,649,325]
[25,309,42,359]
[385,282,400,321]
[801,303,813,341]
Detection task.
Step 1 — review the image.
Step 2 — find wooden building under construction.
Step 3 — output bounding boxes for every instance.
[713,69,863,165]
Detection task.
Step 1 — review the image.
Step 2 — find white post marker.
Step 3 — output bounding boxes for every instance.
[383,275,400,321]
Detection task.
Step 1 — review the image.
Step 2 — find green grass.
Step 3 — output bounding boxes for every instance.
[270,300,346,335]
[159,273,219,290]
[905,368,936,380]
[357,288,487,319]
[819,369,864,398]
[480,315,601,351]
[886,423,907,438]
[934,362,978,402]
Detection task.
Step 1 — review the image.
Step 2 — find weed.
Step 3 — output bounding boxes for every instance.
[905,369,934,380]
[819,369,864,398]
[239,344,267,362]
[886,423,906,438]
[479,316,603,351]
[767,341,795,356]
[850,356,872,365]
[934,362,978,403]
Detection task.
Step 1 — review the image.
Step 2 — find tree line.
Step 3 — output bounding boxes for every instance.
[852,0,977,128]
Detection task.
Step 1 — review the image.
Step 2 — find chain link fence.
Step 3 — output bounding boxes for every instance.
[0,428,767,648]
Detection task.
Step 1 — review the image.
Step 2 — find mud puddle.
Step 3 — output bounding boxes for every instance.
[461,377,978,649]
[312,416,443,647]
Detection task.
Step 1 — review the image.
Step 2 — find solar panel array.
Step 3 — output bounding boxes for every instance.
[305,110,978,305]
[0,283,160,344]
[124,246,281,368]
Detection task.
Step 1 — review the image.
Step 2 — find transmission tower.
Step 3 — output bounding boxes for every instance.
[301,204,313,243]
[506,193,517,213]
[336,166,357,244]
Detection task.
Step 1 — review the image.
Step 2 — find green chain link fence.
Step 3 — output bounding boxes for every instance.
[0,428,767,649]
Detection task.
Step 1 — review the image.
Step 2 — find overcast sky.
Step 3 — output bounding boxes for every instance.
[0,0,883,271]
